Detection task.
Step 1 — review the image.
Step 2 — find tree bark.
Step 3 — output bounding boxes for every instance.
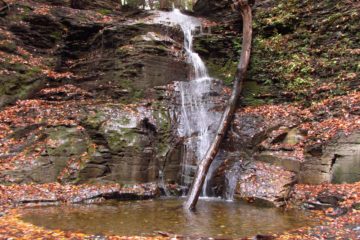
[184,0,255,210]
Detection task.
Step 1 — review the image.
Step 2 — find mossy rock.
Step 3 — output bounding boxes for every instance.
[104,128,141,152]
[352,203,360,210]
[195,0,359,104]
[0,61,44,107]
[98,9,112,15]
[45,127,89,157]
[0,41,17,53]
[152,104,172,158]
[83,111,107,129]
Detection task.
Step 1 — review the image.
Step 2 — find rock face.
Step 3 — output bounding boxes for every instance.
[58,20,187,100]
[193,0,360,206]
[234,161,296,207]
[69,0,120,10]
[214,104,359,205]
[210,106,303,206]
[0,99,180,184]
[301,132,360,184]
[0,0,187,108]
[0,183,160,207]
[0,0,185,184]
[0,0,359,209]
[80,104,178,184]
[4,126,91,183]
[195,0,359,102]
[193,0,241,28]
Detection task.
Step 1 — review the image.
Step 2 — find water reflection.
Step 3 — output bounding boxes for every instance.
[21,199,317,238]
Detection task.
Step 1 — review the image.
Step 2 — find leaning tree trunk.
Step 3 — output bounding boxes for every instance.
[184,0,255,210]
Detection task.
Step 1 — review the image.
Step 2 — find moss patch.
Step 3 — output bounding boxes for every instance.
[0,41,17,53]
[196,0,359,105]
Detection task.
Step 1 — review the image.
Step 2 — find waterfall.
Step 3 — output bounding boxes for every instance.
[160,9,222,196]
[154,8,222,196]
[159,169,171,197]
[224,162,242,201]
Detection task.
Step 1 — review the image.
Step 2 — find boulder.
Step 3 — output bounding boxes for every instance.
[300,131,360,184]
[234,161,296,207]
[0,126,91,184]
[254,151,301,173]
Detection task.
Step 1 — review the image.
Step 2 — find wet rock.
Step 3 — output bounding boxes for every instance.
[325,207,348,218]
[79,164,109,180]
[317,192,344,206]
[84,108,157,183]
[224,114,276,151]
[0,0,9,16]
[69,0,120,11]
[234,161,296,207]
[11,14,63,50]
[225,106,300,152]
[253,235,276,240]
[0,64,45,108]
[0,0,187,107]
[317,196,340,206]
[0,183,160,206]
[0,126,91,184]
[0,1,188,185]
[77,102,178,184]
[300,131,360,184]
[55,14,187,100]
[194,0,241,29]
[254,152,301,173]
[303,201,333,210]
[89,235,107,240]
[270,131,288,144]
[305,143,323,157]
[0,98,180,185]
[352,202,360,210]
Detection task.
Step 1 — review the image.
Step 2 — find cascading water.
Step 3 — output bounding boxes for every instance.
[224,161,242,200]
[158,9,222,196]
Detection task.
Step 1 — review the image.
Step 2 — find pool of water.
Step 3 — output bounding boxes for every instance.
[20,198,317,238]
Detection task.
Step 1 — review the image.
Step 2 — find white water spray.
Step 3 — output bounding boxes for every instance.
[157,8,222,196]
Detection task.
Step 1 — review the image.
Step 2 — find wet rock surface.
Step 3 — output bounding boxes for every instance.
[0,0,187,184]
[301,131,360,184]
[0,183,160,208]
[0,0,187,107]
[233,161,296,207]
[0,99,180,184]
[210,95,360,206]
